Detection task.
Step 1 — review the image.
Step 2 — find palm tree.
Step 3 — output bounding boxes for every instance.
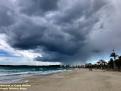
[110,49,118,69]
[110,49,118,60]
[101,60,107,69]
[115,56,121,71]
[97,61,101,69]
[97,60,107,69]
[108,58,114,69]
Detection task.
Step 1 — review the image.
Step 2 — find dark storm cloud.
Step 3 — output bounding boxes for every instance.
[0,3,15,28]
[54,0,106,24]
[1,0,118,64]
[0,8,12,27]
[7,20,84,63]
[18,0,59,16]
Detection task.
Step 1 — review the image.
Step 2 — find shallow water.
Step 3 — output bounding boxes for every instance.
[0,66,65,83]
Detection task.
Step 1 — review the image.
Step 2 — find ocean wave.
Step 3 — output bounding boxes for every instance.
[0,70,64,76]
[0,69,65,83]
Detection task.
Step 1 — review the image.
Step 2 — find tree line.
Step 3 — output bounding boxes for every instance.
[85,50,121,71]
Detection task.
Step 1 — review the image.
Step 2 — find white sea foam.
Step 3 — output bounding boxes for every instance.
[0,69,65,83]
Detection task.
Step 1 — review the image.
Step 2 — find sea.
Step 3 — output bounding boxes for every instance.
[0,65,65,84]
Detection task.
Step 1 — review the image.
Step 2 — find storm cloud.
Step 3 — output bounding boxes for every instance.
[17,0,59,16]
[0,0,121,64]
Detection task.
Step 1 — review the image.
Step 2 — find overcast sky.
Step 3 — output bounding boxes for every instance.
[0,0,121,65]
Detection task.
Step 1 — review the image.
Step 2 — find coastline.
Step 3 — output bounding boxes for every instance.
[24,69,121,91]
[1,69,121,91]
[0,65,65,84]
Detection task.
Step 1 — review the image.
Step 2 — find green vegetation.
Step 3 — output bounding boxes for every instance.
[85,50,121,71]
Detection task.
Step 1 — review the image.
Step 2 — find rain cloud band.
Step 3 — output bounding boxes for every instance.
[0,0,120,64]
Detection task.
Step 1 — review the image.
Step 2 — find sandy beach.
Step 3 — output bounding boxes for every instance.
[24,69,121,91]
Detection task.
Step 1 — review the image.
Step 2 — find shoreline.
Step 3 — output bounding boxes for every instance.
[0,69,66,84]
[25,69,121,91]
[1,69,121,91]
